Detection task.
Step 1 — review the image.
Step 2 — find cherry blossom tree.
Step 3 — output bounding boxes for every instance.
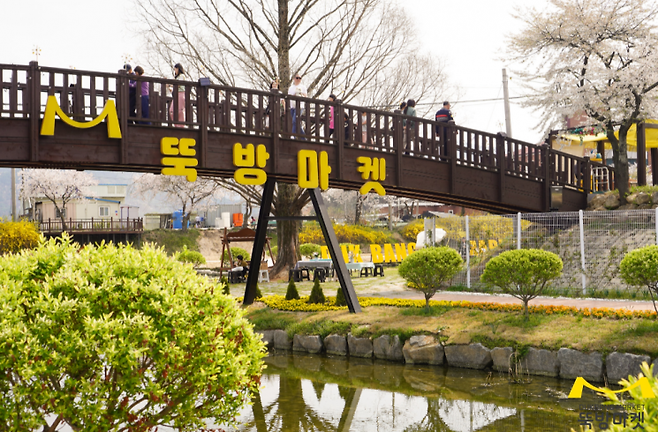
[20,169,97,230]
[131,174,223,231]
[507,0,658,203]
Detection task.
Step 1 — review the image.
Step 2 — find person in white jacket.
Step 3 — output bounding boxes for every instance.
[288,73,307,135]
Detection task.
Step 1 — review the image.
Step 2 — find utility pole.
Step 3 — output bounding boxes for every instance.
[11,168,16,221]
[502,68,512,138]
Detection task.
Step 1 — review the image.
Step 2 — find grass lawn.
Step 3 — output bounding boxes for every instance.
[244,300,658,358]
[221,264,658,357]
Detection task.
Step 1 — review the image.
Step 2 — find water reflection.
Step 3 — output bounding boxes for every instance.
[230,352,603,432]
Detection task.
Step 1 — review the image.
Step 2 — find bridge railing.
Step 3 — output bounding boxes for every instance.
[39,217,144,234]
[0,62,612,195]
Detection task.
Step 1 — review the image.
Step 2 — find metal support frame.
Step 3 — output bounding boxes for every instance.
[243,178,275,305]
[309,188,361,313]
[242,182,362,313]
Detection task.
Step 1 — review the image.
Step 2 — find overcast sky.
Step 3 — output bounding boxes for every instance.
[3,0,545,143]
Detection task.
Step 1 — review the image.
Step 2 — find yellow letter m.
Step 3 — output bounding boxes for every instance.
[40,95,121,139]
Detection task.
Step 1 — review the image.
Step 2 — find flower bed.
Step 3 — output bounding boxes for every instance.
[255,295,657,319]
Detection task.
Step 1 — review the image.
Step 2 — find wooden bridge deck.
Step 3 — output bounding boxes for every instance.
[0,62,613,213]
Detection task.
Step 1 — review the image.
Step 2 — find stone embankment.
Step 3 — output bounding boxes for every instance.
[588,190,658,211]
[259,330,657,383]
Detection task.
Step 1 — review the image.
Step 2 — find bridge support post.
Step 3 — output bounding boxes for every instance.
[637,122,647,186]
[308,188,361,313]
[28,61,40,162]
[496,133,506,204]
[243,178,276,305]
[543,146,551,212]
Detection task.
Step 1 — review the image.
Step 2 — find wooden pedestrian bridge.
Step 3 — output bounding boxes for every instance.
[0,62,612,213]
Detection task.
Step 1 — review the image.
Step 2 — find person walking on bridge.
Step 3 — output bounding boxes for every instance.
[169,63,186,127]
[134,66,150,125]
[435,101,454,126]
[435,101,454,158]
[288,73,308,136]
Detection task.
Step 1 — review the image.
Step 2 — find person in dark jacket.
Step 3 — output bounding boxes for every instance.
[435,101,454,129]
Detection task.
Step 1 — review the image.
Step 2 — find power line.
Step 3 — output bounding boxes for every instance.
[366,95,528,109]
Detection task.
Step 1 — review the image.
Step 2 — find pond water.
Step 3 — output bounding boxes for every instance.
[226,352,610,432]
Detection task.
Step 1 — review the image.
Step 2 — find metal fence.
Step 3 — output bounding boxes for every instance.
[423,209,658,294]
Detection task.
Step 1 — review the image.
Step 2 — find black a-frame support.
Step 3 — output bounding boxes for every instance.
[243,180,361,313]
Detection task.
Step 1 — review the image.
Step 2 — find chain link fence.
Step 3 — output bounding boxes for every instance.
[423,209,658,295]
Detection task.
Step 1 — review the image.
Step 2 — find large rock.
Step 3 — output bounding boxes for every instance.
[604,193,620,209]
[373,335,404,362]
[522,348,559,377]
[491,347,514,372]
[348,334,373,358]
[557,348,604,382]
[272,329,292,350]
[324,334,348,356]
[293,334,323,354]
[606,352,651,384]
[636,192,651,205]
[652,191,658,205]
[444,343,491,369]
[257,330,275,349]
[588,194,607,209]
[403,335,445,365]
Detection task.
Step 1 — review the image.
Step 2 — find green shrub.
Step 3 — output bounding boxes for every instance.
[255,284,263,300]
[620,245,658,315]
[0,234,264,431]
[481,249,562,320]
[270,245,278,258]
[308,278,325,304]
[285,279,300,300]
[223,247,250,263]
[335,287,347,306]
[220,276,231,295]
[599,362,657,431]
[176,245,206,268]
[398,246,463,311]
[299,243,322,258]
[0,219,40,255]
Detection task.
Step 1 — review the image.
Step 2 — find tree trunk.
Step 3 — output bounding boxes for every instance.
[272,184,302,276]
[608,124,630,205]
[523,300,529,321]
[354,192,365,225]
[277,0,291,88]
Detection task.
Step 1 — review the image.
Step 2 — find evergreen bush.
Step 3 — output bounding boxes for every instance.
[285,278,300,300]
[335,287,347,306]
[308,278,325,304]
